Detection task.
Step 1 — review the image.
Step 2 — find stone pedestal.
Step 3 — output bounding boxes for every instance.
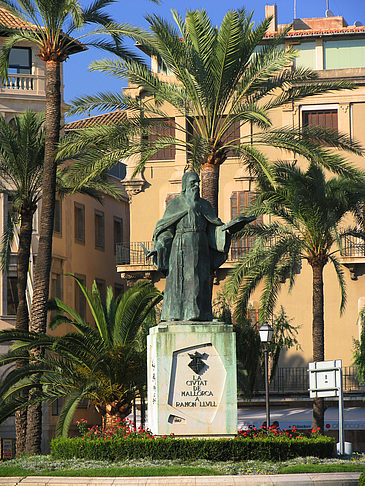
[147,322,237,436]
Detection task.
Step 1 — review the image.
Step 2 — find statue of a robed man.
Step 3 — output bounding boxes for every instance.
[146,171,255,322]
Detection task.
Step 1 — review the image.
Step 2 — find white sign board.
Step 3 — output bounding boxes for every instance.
[309,360,342,398]
[308,359,347,456]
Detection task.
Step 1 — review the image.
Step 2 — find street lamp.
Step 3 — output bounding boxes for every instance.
[259,322,274,430]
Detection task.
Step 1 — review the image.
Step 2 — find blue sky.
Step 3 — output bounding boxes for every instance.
[64,0,365,122]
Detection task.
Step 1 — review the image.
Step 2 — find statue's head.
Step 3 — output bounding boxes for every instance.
[182,171,200,201]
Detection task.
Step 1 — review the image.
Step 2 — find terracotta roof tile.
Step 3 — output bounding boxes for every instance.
[265,25,365,38]
[0,6,37,31]
[65,111,126,130]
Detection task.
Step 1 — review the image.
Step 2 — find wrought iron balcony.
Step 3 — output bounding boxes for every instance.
[116,240,256,267]
[340,234,365,257]
[253,366,364,395]
[338,234,365,280]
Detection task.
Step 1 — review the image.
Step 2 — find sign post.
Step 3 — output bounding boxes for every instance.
[308,359,346,456]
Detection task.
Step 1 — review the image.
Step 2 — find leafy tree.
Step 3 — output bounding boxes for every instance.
[65,8,361,215]
[0,110,124,454]
[0,277,162,436]
[227,162,365,429]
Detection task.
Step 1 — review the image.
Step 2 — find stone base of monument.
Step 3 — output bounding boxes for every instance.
[147,322,237,436]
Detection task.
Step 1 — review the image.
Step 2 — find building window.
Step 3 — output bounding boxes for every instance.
[7,276,18,315]
[147,118,175,161]
[113,217,123,254]
[230,191,262,258]
[95,210,105,250]
[222,120,240,157]
[74,203,85,244]
[114,283,124,299]
[75,274,86,319]
[51,398,63,416]
[157,55,173,75]
[8,47,31,74]
[95,278,106,305]
[302,108,338,131]
[108,162,126,180]
[51,272,63,300]
[54,199,62,235]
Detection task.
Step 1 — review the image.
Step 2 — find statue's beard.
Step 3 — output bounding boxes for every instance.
[186,187,199,201]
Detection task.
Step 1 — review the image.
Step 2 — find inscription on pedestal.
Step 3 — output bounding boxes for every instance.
[151,359,157,406]
[175,374,216,408]
[168,343,226,424]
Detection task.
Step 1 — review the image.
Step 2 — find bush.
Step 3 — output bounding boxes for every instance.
[51,435,335,462]
[359,471,365,486]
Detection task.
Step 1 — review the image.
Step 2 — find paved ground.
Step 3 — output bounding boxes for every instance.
[0,473,361,485]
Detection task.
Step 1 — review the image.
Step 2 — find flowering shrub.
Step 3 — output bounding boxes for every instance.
[76,418,159,440]
[49,420,335,462]
[236,425,321,440]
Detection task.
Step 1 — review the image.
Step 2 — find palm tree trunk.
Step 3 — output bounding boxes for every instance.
[15,208,34,456]
[311,261,325,431]
[201,163,219,216]
[26,60,61,455]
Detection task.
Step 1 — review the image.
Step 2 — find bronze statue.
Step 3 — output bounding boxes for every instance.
[146,171,255,322]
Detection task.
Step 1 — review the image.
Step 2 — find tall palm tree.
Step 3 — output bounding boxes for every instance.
[226,162,365,429]
[0,0,135,454]
[0,110,44,454]
[0,278,162,435]
[65,8,361,215]
[0,110,125,454]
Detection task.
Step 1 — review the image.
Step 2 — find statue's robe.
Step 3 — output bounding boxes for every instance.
[152,195,231,321]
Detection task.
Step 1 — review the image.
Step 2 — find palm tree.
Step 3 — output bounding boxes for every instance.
[0,278,162,436]
[0,110,44,454]
[226,162,365,430]
[65,8,361,215]
[0,110,125,454]
[0,0,138,453]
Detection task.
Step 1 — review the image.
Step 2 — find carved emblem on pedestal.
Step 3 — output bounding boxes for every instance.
[188,351,207,374]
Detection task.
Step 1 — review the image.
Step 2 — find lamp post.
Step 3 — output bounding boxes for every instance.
[259,322,274,430]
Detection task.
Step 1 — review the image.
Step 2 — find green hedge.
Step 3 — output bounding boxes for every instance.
[359,471,365,486]
[51,436,335,462]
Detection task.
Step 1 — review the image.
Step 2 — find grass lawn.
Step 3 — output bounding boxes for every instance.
[2,455,365,477]
[0,465,221,477]
[279,464,365,474]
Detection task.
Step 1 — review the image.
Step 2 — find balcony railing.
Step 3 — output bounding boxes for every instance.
[116,241,154,266]
[253,366,364,395]
[340,234,365,257]
[1,74,45,94]
[116,240,257,266]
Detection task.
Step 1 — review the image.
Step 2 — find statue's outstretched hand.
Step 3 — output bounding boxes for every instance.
[138,242,157,259]
[221,215,256,235]
[146,249,157,259]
